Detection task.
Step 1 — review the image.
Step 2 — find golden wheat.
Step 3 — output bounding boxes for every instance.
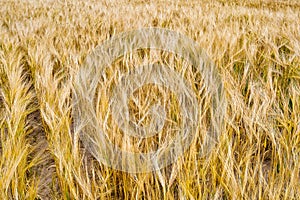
[0,0,299,199]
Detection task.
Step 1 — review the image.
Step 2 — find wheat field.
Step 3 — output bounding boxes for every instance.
[0,0,299,199]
